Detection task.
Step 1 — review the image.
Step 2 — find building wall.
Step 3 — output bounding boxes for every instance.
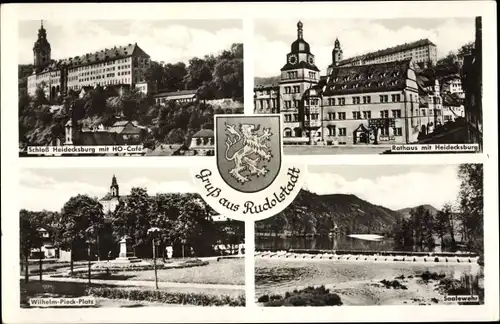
[443,105,465,122]
[254,87,279,113]
[342,44,437,67]
[29,53,151,98]
[442,78,465,98]
[100,198,120,214]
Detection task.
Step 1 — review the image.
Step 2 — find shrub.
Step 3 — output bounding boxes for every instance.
[420,271,446,282]
[380,279,408,290]
[261,285,342,307]
[257,295,269,303]
[86,287,245,306]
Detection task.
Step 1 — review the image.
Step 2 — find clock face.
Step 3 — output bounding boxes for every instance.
[308,56,314,64]
[288,54,297,65]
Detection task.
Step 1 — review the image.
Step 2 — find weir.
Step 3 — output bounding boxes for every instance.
[255,249,479,264]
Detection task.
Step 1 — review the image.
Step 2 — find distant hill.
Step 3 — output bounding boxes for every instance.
[254,76,280,87]
[397,204,439,218]
[256,189,402,235]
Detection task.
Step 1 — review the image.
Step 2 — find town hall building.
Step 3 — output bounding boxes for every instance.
[254,21,436,146]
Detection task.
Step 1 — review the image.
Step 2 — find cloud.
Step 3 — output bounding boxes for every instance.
[19,170,196,212]
[18,20,242,65]
[303,166,461,210]
[255,18,475,77]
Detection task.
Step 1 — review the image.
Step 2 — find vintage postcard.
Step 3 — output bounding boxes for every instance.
[1,1,498,324]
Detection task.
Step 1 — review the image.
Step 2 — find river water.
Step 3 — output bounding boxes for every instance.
[255,235,452,252]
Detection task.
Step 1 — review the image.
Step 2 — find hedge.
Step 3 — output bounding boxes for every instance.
[86,287,245,306]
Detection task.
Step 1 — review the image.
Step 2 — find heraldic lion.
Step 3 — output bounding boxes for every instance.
[224,123,273,184]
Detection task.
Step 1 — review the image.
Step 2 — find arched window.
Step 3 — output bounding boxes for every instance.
[284,128,292,137]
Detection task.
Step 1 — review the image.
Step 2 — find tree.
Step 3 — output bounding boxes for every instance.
[20,210,41,283]
[34,84,49,107]
[83,86,106,116]
[437,52,458,67]
[457,164,483,252]
[183,57,214,90]
[458,41,475,57]
[55,195,105,273]
[435,203,454,248]
[111,187,152,256]
[164,62,187,91]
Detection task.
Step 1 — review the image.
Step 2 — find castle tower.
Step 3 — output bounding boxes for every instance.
[110,175,119,197]
[33,20,51,70]
[332,38,343,66]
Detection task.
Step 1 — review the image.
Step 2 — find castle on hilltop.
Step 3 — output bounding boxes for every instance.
[27,21,153,101]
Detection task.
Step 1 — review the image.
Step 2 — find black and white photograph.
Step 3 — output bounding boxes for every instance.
[19,168,245,307]
[18,20,243,157]
[253,17,483,154]
[255,164,484,306]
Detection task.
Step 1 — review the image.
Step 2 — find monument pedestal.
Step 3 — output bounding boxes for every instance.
[111,236,142,264]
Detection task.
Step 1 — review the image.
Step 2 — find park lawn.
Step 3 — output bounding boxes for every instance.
[126,259,245,286]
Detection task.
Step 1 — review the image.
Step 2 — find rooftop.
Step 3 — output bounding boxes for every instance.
[38,43,149,73]
[154,89,197,98]
[323,59,413,96]
[192,129,214,138]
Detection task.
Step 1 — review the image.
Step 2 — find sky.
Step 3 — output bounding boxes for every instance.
[18,20,242,65]
[20,168,196,212]
[255,17,476,77]
[303,164,462,211]
[21,164,463,212]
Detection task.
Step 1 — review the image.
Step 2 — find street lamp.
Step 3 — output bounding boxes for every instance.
[147,227,161,290]
[85,238,92,285]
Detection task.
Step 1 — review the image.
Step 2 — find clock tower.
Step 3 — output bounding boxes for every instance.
[279,21,320,138]
[33,20,51,71]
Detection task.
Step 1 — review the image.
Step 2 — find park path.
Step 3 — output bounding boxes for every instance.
[25,275,245,291]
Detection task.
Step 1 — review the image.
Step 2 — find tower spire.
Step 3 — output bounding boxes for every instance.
[41,20,43,28]
[297,21,303,40]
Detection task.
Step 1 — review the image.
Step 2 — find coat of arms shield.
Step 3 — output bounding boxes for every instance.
[215,115,282,193]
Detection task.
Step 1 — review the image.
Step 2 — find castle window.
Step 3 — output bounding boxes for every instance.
[328,112,336,120]
[394,127,403,136]
[328,126,336,136]
[328,98,336,106]
[380,110,389,118]
[363,96,371,104]
[338,128,347,136]
[352,111,361,119]
[338,112,346,120]
[352,96,361,104]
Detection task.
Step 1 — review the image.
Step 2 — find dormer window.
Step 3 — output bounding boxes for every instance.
[368,73,373,79]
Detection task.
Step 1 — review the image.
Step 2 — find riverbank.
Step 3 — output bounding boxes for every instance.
[255,258,483,306]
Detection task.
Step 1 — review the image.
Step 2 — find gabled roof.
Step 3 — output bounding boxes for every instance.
[323,59,412,96]
[192,129,214,138]
[339,39,436,65]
